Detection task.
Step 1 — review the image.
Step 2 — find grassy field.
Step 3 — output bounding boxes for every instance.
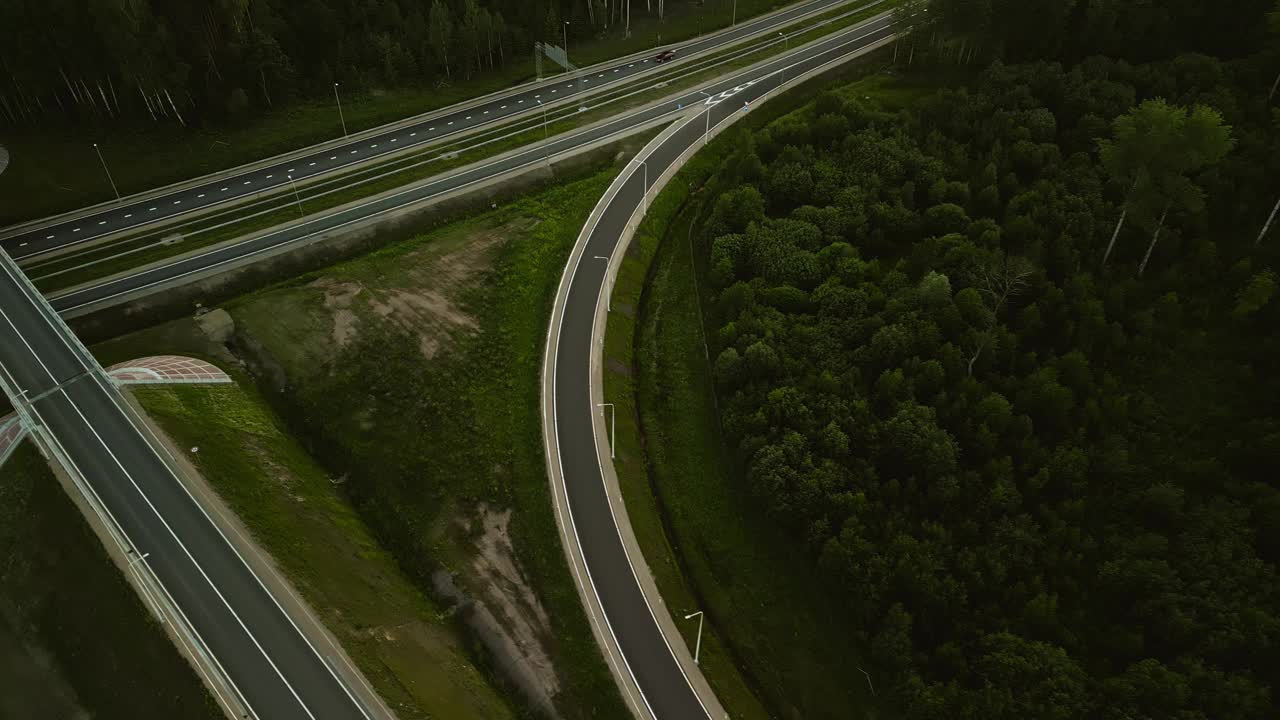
[130,383,517,720]
[219,168,629,717]
[0,442,221,720]
[601,61,937,720]
[0,0,808,227]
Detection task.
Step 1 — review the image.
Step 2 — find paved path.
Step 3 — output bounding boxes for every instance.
[542,15,895,719]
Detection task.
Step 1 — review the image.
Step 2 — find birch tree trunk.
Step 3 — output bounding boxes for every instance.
[1103,177,1139,266]
[165,88,186,126]
[1137,204,1170,277]
[1256,195,1280,246]
[1270,69,1279,101]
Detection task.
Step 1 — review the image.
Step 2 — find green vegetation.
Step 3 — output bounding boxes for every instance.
[0,442,220,720]
[628,0,1280,716]
[0,0,809,225]
[212,168,628,717]
[131,382,517,720]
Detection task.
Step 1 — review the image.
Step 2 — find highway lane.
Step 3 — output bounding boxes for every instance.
[547,18,895,719]
[2,0,871,260]
[0,251,373,720]
[50,14,895,317]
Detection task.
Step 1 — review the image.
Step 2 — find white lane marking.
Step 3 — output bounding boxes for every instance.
[265,174,272,179]
[614,68,620,72]
[45,235,53,239]
[448,121,454,125]
[98,221,106,225]
[288,168,294,172]
[551,89,557,93]
[370,144,377,148]
[197,193,205,198]
[535,94,540,98]
[598,73,604,77]
[124,214,132,218]
[58,392,322,720]
[20,242,28,247]
[500,105,507,109]
[518,99,524,103]
[148,207,156,211]
[390,138,397,142]
[73,227,80,232]
[0,304,59,384]
[629,63,635,67]
[309,162,316,166]
[243,181,251,185]
[329,156,336,160]
[350,150,357,154]
[465,116,471,119]
[220,187,228,191]
[173,200,181,205]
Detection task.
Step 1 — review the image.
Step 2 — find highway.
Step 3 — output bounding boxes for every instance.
[0,250,372,719]
[0,0,867,261]
[543,16,894,719]
[0,12,895,720]
[50,14,895,317]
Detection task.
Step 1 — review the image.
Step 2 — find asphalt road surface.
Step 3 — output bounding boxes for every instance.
[0,252,373,719]
[547,17,894,719]
[1,0,868,260]
[51,14,895,317]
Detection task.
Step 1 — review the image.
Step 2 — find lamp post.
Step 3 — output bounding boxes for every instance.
[333,83,348,138]
[779,32,788,87]
[697,90,711,145]
[286,174,304,216]
[633,158,648,213]
[93,143,121,203]
[732,0,737,27]
[597,403,615,457]
[563,21,570,69]
[684,611,705,664]
[537,99,549,161]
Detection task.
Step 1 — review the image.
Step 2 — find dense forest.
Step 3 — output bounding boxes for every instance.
[0,0,686,127]
[698,0,1280,717]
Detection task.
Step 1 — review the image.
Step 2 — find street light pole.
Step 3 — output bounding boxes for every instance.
[563,22,570,70]
[537,100,549,162]
[684,611,705,664]
[732,0,737,27]
[597,403,615,457]
[633,158,648,213]
[779,33,788,87]
[697,90,711,145]
[93,143,121,203]
[333,83,348,138]
[286,174,304,216]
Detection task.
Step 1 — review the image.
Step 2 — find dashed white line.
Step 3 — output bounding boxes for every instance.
[329,156,337,160]
[265,174,273,179]
[124,214,132,218]
[98,220,106,225]
[535,94,540,98]
[309,162,316,166]
[448,121,454,125]
[551,89,557,93]
[45,235,53,240]
[350,150,357,154]
[174,200,181,204]
[221,187,228,191]
[243,181,251,185]
[598,73,604,77]
[19,242,27,247]
[73,227,81,232]
[370,144,377,148]
[465,115,471,119]
[288,168,294,172]
[148,207,156,211]
[501,105,507,109]
[390,138,397,142]
[197,193,205,198]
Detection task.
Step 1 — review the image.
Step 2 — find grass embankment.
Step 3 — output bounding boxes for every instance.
[224,168,628,717]
[0,0,806,226]
[30,0,893,294]
[96,167,632,717]
[602,64,930,719]
[129,383,516,720]
[0,442,221,720]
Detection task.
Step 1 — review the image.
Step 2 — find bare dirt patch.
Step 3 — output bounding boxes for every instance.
[314,278,365,348]
[435,505,562,718]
